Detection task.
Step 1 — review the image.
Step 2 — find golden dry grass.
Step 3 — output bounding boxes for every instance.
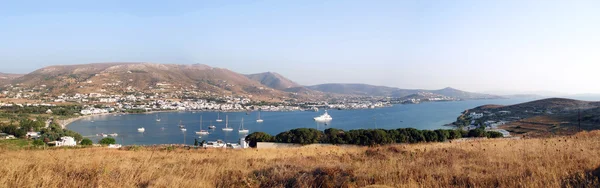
[2,132,600,187]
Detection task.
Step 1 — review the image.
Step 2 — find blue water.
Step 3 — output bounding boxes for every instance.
[69,98,536,145]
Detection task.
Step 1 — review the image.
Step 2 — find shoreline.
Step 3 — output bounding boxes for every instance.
[58,113,113,129]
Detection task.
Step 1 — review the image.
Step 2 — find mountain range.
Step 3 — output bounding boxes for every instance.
[1,62,501,101]
[306,83,501,99]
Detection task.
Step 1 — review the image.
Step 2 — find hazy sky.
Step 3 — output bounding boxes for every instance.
[1,0,599,94]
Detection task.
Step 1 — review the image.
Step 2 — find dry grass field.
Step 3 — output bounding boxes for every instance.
[2,131,600,187]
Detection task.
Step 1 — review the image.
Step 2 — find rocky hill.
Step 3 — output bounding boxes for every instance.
[9,63,310,102]
[0,73,24,85]
[245,72,301,91]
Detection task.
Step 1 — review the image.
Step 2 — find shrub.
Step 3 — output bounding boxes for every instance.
[246,132,274,148]
[98,137,116,145]
[32,139,46,146]
[80,138,93,145]
[487,131,504,138]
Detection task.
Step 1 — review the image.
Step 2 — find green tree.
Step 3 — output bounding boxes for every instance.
[246,132,274,148]
[80,138,93,145]
[194,138,199,146]
[99,137,116,145]
[468,128,487,137]
[448,129,464,140]
[434,129,450,142]
[323,128,346,144]
[422,130,438,142]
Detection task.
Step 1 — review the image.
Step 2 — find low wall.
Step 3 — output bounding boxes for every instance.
[256,142,302,149]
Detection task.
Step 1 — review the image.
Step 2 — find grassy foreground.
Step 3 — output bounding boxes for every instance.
[2,132,600,187]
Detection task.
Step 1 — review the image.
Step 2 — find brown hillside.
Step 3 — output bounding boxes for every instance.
[11,63,313,101]
[246,72,301,91]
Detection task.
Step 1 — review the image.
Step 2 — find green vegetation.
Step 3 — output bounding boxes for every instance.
[80,138,93,146]
[32,139,46,146]
[0,106,82,117]
[0,139,31,150]
[38,123,83,142]
[247,127,505,147]
[99,137,116,145]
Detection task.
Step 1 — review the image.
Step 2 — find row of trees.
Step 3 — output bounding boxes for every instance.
[246,127,505,147]
[0,105,83,116]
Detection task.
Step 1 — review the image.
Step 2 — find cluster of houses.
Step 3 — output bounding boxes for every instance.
[463,111,513,137]
[327,102,388,110]
[0,132,77,147]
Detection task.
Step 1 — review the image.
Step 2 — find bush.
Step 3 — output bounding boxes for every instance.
[80,138,93,145]
[487,131,504,138]
[99,137,116,145]
[275,128,323,145]
[468,129,487,137]
[246,132,274,148]
[32,139,46,146]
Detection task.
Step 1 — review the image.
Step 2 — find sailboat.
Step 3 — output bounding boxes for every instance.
[178,120,186,132]
[222,115,233,131]
[208,120,216,129]
[256,111,264,123]
[196,116,209,135]
[155,114,161,122]
[239,118,249,133]
[216,112,223,122]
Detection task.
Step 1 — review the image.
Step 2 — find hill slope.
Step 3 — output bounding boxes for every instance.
[245,72,301,90]
[0,73,24,85]
[11,63,300,101]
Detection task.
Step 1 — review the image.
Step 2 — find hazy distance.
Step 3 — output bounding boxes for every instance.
[1,0,599,95]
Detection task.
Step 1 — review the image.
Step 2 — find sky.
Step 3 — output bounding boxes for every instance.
[1,0,599,95]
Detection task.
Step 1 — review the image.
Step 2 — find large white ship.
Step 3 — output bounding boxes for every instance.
[313,110,333,121]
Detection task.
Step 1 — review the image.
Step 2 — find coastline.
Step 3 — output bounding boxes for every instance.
[58,113,113,129]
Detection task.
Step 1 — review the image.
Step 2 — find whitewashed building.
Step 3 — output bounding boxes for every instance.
[55,136,77,147]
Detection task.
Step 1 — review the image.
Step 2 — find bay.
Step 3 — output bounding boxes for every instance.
[68,98,536,145]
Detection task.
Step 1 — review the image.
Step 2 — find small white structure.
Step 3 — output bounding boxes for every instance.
[45,109,53,114]
[108,144,122,149]
[55,136,77,147]
[240,137,249,149]
[469,112,484,119]
[203,140,227,148]
[26,132,40,139]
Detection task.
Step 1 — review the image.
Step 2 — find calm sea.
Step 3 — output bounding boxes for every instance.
[69,98,537,145]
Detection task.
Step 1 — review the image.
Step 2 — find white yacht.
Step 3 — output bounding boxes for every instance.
[196,116,209,135]
[155,114,161,122]
[208,120,216,129]
[216,113,223,122]
[239,118,249,134]
[109,133,118,137]
[178,120,185,128]
[137,127,145,132]
[222,115,233,131]
[256,111,264,123]
[313,110,333,121]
